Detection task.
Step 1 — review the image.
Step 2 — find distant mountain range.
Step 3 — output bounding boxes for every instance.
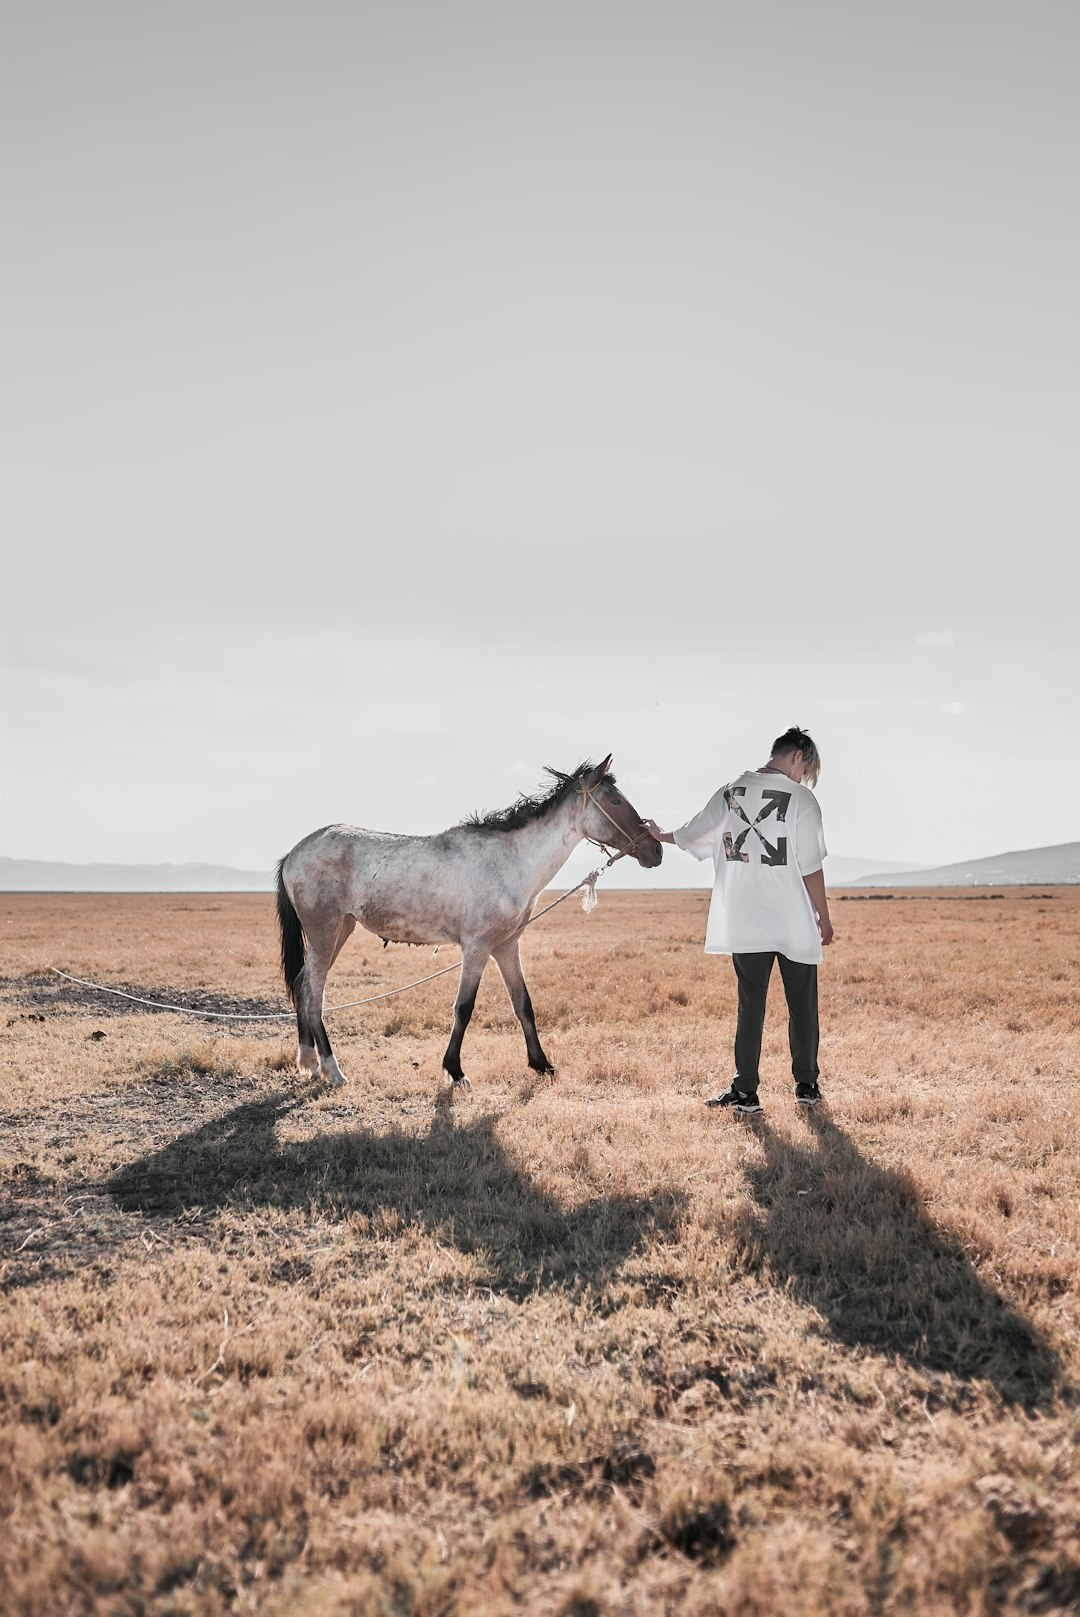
[849,841,1080,887]
[0,858,275,892]
[1,842,1077,891]
[821,855,925,886]
[1,852,917,892]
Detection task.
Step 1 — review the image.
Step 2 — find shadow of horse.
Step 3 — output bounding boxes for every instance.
[109,1092,686,1300]
[732,1110,1061,1406]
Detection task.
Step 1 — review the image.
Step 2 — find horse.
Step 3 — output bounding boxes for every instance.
[275,756,662,1089]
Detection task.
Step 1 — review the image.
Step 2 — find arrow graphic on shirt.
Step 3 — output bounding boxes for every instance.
[723,787,791,865]
[760,790,790,823]
[754,791,790,864]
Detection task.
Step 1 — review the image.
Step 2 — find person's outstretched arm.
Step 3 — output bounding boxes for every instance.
[642,819,675,845]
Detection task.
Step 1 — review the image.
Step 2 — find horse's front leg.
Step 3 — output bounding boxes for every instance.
[492,936,555,1076]
[442,946,490,1089]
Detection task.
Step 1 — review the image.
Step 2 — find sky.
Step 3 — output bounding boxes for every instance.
[2,2,1078,889]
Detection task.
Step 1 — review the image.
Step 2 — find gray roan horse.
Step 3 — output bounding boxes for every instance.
[276,757,662,1089]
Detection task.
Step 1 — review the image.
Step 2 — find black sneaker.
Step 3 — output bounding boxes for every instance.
[707,1086,763,1115]
[795,1082,822,1106]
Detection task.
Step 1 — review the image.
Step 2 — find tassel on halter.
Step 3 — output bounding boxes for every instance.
[581,870,600,913]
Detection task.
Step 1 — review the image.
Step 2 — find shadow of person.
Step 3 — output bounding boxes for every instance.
[731,1108,1060,1406]
[109,1092,685,1300]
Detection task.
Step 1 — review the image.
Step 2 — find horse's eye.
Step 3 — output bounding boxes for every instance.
[610,795,623,805]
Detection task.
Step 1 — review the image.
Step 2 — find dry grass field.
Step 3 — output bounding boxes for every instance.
[2,886,1079,1616]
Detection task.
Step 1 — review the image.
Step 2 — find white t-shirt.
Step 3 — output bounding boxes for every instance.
[674,770,828,964]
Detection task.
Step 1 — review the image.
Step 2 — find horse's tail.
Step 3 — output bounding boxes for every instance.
[276,858,305,1006]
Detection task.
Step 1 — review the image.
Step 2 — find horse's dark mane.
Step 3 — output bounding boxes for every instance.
[461,761,613,834]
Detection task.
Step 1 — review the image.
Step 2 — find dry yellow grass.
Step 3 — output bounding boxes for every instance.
[2,887,1078,1616]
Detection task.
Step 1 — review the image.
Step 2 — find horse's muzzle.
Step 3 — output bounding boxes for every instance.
[635,834,664,869]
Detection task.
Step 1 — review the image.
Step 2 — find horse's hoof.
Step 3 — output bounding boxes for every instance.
[449,1074,472,1092]
[532,1063,556,1078]
[321,1062,347,1089]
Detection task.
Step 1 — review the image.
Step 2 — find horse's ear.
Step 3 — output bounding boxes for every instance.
[585,754,613,788]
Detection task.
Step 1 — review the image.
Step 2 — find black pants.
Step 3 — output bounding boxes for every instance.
[732,952,819,1093]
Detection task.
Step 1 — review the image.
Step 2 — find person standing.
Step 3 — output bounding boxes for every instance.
[643,726,833,1115]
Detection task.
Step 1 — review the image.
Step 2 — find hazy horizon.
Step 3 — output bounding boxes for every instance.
[3,4,1077,874]
[0,847,928,893]
[5,840,1078,895]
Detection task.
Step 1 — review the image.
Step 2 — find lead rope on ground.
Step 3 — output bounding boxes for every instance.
[48,846,625,1023]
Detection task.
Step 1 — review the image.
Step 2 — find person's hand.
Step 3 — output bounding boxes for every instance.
[641,818,670,843]
[819,915,834,946]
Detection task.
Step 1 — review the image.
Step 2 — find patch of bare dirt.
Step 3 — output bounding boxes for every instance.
[0,1072,277,1293]
[0,971,289,1024]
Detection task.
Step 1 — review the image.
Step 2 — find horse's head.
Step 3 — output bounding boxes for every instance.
[579,757,664,869]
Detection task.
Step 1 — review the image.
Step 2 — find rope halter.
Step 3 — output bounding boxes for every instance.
[578,780,652,864]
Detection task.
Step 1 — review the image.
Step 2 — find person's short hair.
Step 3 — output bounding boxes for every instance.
[771,726,820,787]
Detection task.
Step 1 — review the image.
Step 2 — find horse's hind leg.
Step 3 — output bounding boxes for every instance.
[297,913,356,1087]
[492,936,555,1076]
[294,999,320,1079]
